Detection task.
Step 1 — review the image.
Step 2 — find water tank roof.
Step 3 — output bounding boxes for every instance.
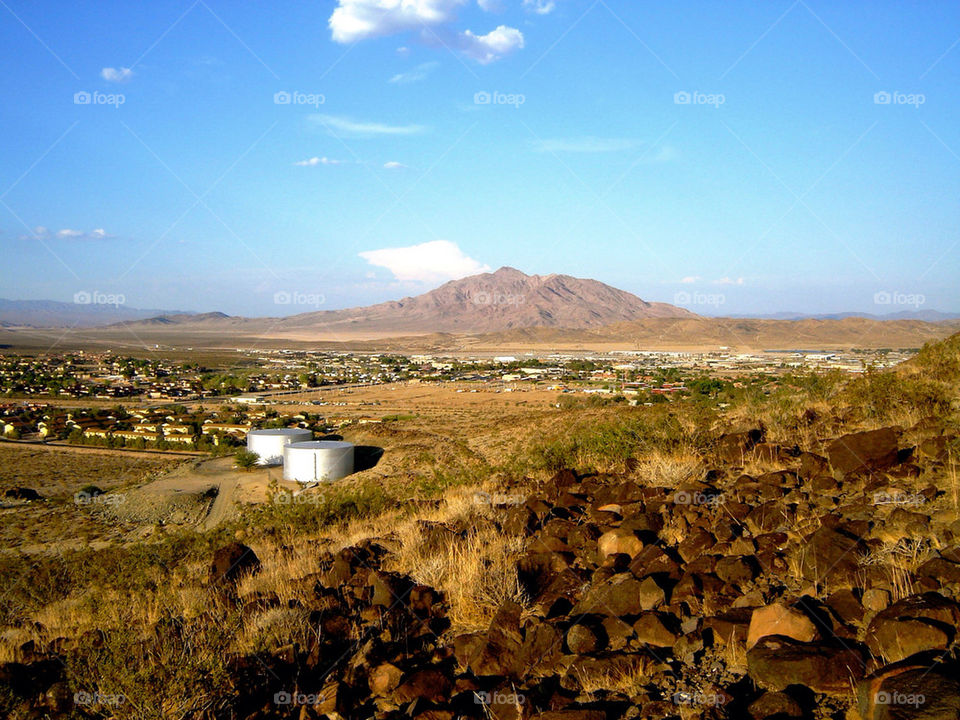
[286,440,353,450]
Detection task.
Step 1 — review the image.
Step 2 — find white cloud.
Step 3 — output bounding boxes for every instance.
[532,136,640,153]
[389,61,439,84]
[56,229,83,238]
[458,25,524,64]
[294,156,342,166]
[313,114,426,137]
[359,240,489,283]
[714,277,745,286]
[383,161,407,169]
[101,67,134,83]
[523,0,555,14]
[88,228,108,239]
[478,0,505,11]
[680,276,701,284]
[329,0,466,43]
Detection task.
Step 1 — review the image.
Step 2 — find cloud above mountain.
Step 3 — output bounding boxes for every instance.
[359,240,489,283]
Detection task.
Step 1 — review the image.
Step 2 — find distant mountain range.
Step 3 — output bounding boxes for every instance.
[723,310,960,321]
[0,299,195,328]
[2,268,958,351]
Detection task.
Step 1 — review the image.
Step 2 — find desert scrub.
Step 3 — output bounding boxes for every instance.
[534,404,715,473]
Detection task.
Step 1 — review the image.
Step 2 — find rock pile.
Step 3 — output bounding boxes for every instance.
[3,424,960,718]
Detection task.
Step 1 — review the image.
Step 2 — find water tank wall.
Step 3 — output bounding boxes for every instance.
[283,441,355,483]
[247,428,313,466]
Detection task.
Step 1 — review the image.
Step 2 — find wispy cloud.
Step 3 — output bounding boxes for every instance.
[458,25,524,64]
[24,226,113,240]
[714,277,745,286]
[294,156,342,166]
[383,161,407,169]
[312,114,426,138]
[680,276,701,284]
[389,61,439,84]
[101,67,134,83]
[360,240,489,283]
[523,0,556,14]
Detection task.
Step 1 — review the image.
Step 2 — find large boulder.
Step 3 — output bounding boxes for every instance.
[799,520,870,587]
[827,428,900,475]
[857,662,960,719]
[747,602,819,649]
[866,593,960,663]
[747,635,865,694]
[209,542,260,586]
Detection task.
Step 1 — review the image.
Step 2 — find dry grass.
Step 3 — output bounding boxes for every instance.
[629,451,704,487]
[573,656,650,696]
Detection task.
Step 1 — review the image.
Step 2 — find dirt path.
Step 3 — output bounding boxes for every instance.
[203,476,239,529]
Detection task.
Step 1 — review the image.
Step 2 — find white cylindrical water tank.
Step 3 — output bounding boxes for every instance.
[283,441,355,483]
[247,428,313,466]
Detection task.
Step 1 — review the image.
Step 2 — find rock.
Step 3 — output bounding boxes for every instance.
[748,690,804,719]
[209,542,260,586]
[574,573,643,617]
[747,636,865,694]
[717,428,764,463]
[863,588,891,612]
[800,521,869,586]
[857,662,960,719]
[637,576,665,611]
[4,487,41,501]
[867,619,950,664]
[827,428,900,475]
[368,663,404,696]
[799,452,830,480]
[865,593,960,663]
[566,624,600,654]
[392,668,452,704]
[747,602,819,649]
[716,555,759,584]
[597,529,644,559]
[633,613,678,648]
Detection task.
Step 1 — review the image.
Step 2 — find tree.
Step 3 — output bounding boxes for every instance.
[234,449,259,470]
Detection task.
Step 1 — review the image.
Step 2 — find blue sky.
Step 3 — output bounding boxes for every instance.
[1,0,958,316]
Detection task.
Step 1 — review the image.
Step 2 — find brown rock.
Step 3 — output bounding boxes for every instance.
[747,636,865,694]
[827,427,900,475]
[748,690,804,719]
[857,663,960,719]
[209,542,260,586]
[633,613,678,647]
[368,663,404,696]
[747,602,819,649]
[597,529,644,559]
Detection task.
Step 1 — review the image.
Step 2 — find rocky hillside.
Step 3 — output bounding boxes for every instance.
[6,421,960,718]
